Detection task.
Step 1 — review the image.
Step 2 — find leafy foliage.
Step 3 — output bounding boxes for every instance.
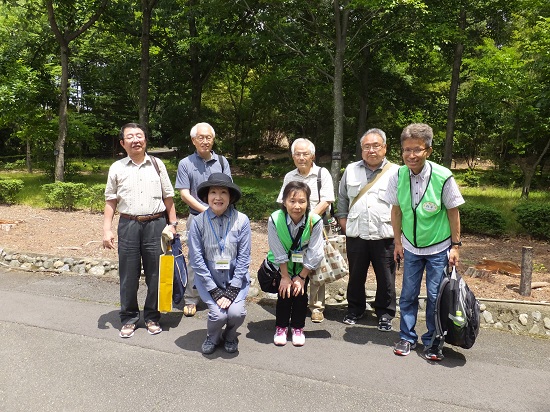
[0,179,24,204]
[460,202,506,236]
[84,183,106,213]
[238,187,278,220]
[42,182,87,211]
[513,202,550,240]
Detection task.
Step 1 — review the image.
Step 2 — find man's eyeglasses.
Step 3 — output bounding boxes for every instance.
[361,144,383,152]
[402,147,428,155]
[194,134,213,142]
[123,134,144,141]
[292,152,311,158]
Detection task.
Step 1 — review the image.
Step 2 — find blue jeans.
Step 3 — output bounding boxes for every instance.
[399,248,448,346]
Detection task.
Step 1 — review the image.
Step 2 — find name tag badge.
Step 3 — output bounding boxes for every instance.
[215,259,230,270]
[291,252,304,263]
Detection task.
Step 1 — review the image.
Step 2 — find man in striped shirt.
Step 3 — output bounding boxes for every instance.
[382,123,465,361]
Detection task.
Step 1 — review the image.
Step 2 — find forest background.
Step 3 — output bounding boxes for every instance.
[0,0,549,200]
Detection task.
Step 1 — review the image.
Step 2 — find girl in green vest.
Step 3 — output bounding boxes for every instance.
[267,181,324,347]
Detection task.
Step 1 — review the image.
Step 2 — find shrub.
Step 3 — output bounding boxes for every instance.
[0,179,24,204]
[460,202,506,236]
[513,202,550,240]
[262,165,287,178]
[84,184,106,213]
[42,182,87,211]
[462,170,480,187]
[238,187,278,220]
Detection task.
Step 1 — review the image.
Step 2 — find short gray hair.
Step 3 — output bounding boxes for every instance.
[360,128,386,145]
[401,123,433,147]
[291,138,316,155]
[190,122,216,138]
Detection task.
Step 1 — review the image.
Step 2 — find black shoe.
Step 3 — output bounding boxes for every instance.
[393,339,417,356]
[202,337,217,355]
[424,345,444,361]
[343,312,364,325]
[378,316,392,332]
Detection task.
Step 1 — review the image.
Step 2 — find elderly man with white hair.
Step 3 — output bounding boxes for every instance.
[276,138,334,323]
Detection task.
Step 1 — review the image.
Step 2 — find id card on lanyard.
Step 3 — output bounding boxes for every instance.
[207,210,232,270]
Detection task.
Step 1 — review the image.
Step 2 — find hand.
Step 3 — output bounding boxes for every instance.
[292,276,305,296]
[103,230,115,249]
[216,296,232,309]
[394,243,404,265]
[278,276,292,298]
[449,247,460,267]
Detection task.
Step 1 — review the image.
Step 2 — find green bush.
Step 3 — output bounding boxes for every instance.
[84,184,106,213]
[462,170,480,187]
[238,187,278,220]
[0,179,24,204]
[460,202,506,236]
[42,182,87,211]
[262,165,287,178]
[513,202,550,240]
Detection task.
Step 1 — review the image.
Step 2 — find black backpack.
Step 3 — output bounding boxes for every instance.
[431,267,480,349]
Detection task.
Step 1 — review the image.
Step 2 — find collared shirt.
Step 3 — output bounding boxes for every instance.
[267,213,324,271]
[383,162,465,255]
[174,151,231,215]
[336,158,388,218]
[276,164,335,210]
[104,153,174,215]
[188,206,251,293]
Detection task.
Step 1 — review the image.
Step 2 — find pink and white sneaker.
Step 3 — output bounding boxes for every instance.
[291,327,305,346]
[274,326,288,346]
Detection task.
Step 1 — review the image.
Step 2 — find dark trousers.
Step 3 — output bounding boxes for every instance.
[346,237,396,319]
[118,216,165,324]
[275,278,309,329]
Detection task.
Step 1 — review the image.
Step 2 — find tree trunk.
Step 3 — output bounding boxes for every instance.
[356,46,370,159]
[54,43,70,182]
[330,1,350,194]
[442,9,466,169]
[26,137,32,173]
[188,0,202,120]
[139,0,157,131]
[519,137,550,199]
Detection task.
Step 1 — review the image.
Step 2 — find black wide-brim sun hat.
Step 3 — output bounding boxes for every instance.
[197,173,242,204]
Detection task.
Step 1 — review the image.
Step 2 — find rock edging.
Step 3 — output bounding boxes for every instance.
[2,246,549,338]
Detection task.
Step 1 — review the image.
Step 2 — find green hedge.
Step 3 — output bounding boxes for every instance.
[0,179,24,204]
[238,187,278,220]
[42,182,87,211]
[460,202,506,236]
[513,202,550,240]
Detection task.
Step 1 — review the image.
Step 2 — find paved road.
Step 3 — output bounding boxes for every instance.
[0,267,548,412]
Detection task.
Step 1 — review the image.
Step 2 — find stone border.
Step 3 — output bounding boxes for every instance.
[2,246,549,338]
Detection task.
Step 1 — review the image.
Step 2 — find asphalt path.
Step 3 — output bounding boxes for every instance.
[0,267,548,412]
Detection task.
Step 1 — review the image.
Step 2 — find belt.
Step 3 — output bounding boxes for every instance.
[119,212,165,222]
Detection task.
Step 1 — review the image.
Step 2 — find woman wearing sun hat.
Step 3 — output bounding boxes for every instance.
[187,173,251,354]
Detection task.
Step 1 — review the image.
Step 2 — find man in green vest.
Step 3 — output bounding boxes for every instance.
[382,123,465,361]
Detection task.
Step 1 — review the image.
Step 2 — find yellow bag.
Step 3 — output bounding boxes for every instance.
[158,244,175,313]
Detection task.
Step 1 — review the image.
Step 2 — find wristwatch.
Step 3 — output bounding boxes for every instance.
[451,240,462,247]
[169,222,178,227]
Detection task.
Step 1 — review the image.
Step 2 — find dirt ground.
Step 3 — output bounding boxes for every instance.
[1,204,549,303]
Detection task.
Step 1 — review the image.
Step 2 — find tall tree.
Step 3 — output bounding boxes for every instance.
[45,0,108,181]
[139,0,159,131]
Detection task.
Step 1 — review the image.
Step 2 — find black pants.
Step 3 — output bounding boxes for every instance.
[275,278,310,329]
[118,216,165,324]
[346,237,396,319]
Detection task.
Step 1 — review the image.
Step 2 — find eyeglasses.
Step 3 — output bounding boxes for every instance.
[292,152,311,158]
[123,133,144,141]
[194,134,213,142]
[402,147,428,155]
[361,144,383,152]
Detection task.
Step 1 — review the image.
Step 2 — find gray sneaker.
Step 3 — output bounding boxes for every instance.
[201,337,217,354]
[343,312,364,325]
[393,339,417,356]
[224,339,239,353]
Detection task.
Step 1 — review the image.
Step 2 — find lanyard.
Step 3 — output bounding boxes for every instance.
[207,209,232,255]
[286,221,303,252]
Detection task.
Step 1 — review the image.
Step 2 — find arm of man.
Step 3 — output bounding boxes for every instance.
[313,167,335,216]
[447,207,461,267]
[103,199,117,249]
[336,169,349,234]
[391,205,404,263]
[179,188,208,214]
[163,197,178,234]
[313,201,330,216]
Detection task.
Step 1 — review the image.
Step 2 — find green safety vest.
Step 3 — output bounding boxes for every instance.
[267,209,322,276]
[397,161,452,248]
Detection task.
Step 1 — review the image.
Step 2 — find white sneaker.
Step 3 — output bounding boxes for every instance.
[291,327,305,346]
[274,326,288,346]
